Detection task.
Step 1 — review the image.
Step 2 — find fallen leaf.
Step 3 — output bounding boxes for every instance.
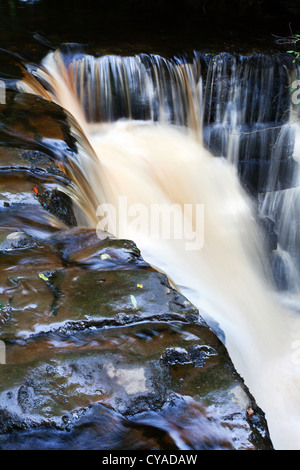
[130,295,138,309]
[101,253,111,260]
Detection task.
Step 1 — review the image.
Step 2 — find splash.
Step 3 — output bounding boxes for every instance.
[17,48,300,449]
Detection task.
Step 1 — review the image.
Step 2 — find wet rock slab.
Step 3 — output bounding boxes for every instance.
[0,228,273,450]
[0,91,78,230]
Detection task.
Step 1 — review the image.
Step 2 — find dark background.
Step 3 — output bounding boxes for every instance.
[0,0,300,58]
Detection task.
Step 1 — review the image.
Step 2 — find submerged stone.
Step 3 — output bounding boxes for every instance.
[0,231,37,251]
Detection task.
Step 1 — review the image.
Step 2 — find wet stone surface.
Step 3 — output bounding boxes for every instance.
[0,227,273,450]
[0,91,78,230]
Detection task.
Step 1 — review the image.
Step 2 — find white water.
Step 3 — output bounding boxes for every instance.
[18,50,300,449]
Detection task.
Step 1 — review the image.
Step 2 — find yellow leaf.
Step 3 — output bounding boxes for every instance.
[130,295,138,309]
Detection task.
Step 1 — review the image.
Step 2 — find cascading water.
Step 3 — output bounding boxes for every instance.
[16,47,300,449]
[201,53,300,289]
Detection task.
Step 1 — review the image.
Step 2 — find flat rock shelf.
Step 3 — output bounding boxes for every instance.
[0,225,273,449]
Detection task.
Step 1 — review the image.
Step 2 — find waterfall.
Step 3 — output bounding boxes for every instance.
[17,48,300,450]
[201,52,300,297]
